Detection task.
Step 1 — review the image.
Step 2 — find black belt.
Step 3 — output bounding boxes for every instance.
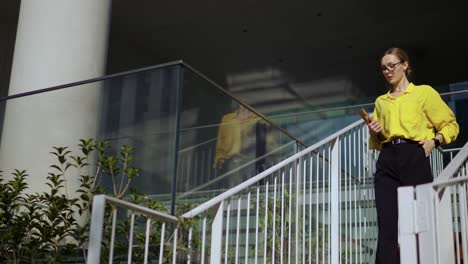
[383,138,419,147]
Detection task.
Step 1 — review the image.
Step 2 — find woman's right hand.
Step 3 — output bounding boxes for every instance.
[368,120,382,137]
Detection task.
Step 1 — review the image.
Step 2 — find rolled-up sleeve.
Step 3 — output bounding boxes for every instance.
[423,86,459,144]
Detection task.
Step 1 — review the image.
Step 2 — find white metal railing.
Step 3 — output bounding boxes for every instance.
[177,137,218,192]
[442,147,462,161]
[87,118,454,263]
[176,131,298,197]
[143,129,453,201]
[177,140,297,199]
[398,142,468,264]
[431,147,461,178]
[87,195,181,264]
[181,118,378,264]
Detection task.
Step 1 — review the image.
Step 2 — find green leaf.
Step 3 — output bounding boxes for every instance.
[50,165,62,172]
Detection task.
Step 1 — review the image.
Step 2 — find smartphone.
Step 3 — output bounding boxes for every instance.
[359,108,372,124]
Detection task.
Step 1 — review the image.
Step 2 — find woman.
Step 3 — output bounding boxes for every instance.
[213,104,260,186]
[368,47,459,263]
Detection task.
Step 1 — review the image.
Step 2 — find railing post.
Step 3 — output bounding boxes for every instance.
[398,184,438,264]
[87,195,106,264]
[415,183,437,264]
[330,138,339,264]
[398,187,418,264]
[435,187,455,264]
[210,200,224,264]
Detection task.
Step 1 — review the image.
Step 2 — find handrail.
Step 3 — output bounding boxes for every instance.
[433,175,468,189]
[432,141,468,189]
[177,140,297,199]
[439,147,462,153]
[270,102,374,119]
[0,60,185,101]
[178,130,363,200]
[103,195,178,222]
[441,89,468,96]
[178,137,217,154]
[268,89,468,119]
[182,118,366,218]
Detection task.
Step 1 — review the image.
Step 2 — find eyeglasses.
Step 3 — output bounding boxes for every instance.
[381,61,404,73]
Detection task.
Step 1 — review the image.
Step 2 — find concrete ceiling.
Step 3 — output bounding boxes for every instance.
[106,0,468,113]
[2,0,468,113]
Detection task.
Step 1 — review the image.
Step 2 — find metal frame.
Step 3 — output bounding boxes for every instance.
[0,60,307,148]
[170,65,184,215]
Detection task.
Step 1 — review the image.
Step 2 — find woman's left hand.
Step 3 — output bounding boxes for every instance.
[418,140,436,157]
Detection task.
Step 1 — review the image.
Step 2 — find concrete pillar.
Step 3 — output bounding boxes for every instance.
[0,0,112,196]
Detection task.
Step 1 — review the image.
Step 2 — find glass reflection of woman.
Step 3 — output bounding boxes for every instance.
[213,104,259,182]
[368,47,459,264]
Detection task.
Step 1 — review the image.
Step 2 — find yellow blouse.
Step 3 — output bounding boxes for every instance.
[214,112,259,167]
[369,83,459,150]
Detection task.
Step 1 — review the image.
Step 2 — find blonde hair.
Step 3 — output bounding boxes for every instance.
[382,47,413,77]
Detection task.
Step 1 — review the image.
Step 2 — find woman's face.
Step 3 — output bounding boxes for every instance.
[381,54,408,85]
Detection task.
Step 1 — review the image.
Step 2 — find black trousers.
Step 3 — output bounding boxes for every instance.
[374,143,433,264]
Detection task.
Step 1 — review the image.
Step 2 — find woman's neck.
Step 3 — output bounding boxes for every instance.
[392,78,410,92]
